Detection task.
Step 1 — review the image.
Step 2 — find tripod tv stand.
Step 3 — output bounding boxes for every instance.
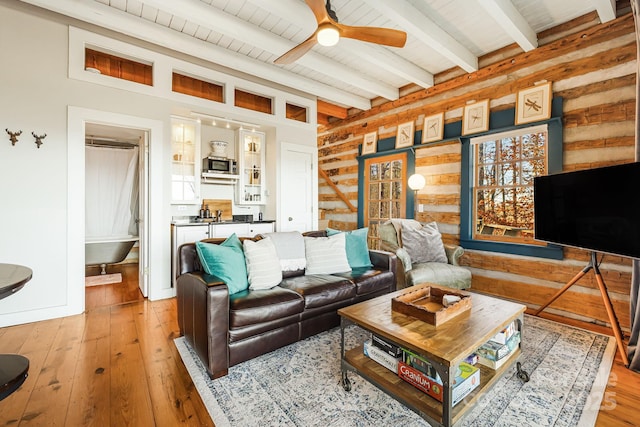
[534,251,629,367]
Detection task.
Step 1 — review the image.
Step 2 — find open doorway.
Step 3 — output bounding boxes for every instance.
[84,122,148,309]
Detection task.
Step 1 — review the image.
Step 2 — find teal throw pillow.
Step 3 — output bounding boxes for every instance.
[195,233,248,294]
[326,227,372,269]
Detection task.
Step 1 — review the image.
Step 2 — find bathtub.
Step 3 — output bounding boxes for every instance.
[85,235,139,274]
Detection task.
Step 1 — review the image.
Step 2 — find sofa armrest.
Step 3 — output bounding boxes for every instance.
[369,249,396,273]
[177,271,230,379]
[444,244,465,266]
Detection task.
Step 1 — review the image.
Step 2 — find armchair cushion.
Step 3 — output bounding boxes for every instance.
[401,222,447,264]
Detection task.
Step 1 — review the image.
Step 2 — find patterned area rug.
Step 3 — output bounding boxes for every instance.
[175,315,615,427]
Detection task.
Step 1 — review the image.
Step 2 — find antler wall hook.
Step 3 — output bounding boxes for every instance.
[31,132,46,148]
[5,129,22,146]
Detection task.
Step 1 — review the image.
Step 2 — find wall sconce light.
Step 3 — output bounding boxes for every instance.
[408,173,426,219]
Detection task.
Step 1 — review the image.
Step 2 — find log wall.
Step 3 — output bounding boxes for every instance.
[317,11,637,330]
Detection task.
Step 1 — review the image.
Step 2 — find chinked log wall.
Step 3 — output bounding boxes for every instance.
[317,11,636,330]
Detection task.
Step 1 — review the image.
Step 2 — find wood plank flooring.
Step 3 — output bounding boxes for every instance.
[0,281,638,425]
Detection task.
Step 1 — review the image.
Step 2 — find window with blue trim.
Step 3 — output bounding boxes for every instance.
[460,105,563,259]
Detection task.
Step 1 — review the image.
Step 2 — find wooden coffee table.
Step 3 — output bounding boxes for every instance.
[338,283,527,427]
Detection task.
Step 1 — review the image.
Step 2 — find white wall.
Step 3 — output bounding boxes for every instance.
[0,1,317,327]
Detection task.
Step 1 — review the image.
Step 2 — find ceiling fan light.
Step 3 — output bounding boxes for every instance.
[317,25,339,47]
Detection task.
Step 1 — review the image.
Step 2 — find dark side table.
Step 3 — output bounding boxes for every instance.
[0,263,32,401]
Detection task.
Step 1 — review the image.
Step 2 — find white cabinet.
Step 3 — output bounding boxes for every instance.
[171,116,201,204]
[171,224,209,287]
[212,223,249,238]
[212,222,275,238]
[247,222,275,236]
[237,129,265,205]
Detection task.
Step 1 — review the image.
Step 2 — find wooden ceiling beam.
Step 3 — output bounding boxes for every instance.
[478,0,538,51]
[361,0,479,72]
[317,101,348,120]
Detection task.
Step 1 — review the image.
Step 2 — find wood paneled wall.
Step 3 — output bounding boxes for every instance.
[317,11,637,330]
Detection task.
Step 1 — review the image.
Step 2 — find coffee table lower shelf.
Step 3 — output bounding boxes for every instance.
[341,344,522,426]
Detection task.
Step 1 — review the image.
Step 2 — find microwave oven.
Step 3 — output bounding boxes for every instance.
[203,156,237,175]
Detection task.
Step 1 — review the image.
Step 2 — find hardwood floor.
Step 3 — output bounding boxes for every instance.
[84,263,144,310]
[0,283,638,426]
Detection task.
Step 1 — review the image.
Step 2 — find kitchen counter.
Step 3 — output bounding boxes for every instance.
[172,219,275,225]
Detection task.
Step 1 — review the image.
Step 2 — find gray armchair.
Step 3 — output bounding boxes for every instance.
[379,219,471,290]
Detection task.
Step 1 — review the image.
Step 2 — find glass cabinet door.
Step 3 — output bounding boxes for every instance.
[171,116,201,204]
[237,129,265,205]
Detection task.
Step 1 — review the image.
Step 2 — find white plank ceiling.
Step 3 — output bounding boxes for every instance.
[21,0,618,112]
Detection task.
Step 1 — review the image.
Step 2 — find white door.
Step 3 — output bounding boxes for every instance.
[138,132,149,297]
[280,143,317,232]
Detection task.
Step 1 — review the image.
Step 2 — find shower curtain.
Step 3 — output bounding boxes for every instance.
[85,145,140,238]
[629,0,640,372]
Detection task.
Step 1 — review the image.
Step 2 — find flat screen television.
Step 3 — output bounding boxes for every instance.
[533,162,640,259]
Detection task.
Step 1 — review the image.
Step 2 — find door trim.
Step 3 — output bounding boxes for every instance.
[68,106,165,313]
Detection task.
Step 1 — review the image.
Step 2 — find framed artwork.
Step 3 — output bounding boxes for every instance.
[516,82,552,125]
[395,121,415,149]
[462,99,490,135]
[362,131,377,155]
[422,112,444,143]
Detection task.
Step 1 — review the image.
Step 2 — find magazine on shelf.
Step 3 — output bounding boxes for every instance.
[477,331,521,361]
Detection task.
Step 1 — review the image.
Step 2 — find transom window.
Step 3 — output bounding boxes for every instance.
[471,124,548,244]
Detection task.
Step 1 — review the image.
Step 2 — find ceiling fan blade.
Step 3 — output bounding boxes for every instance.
[338,24,407,48]
[306,0,330,24]
[274,32,318,65]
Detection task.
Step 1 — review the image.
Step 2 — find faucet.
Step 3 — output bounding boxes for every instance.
[216,210,222,222]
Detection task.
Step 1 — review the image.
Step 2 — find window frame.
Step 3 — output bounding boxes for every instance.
[460,106,563,259]
[471,124,548,245]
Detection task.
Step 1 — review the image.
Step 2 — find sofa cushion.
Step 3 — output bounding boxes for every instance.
[401,222,448,264]
[406,262,472,290]
[303,233,351,274]
[279,274,356,308]
[334,268,394,296]
[229,287,304,328]
[326,227,373,269]
[264,231,306,273]
[243,237,282,290]
[195,235,248,295]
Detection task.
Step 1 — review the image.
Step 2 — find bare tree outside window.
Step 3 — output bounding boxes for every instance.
[472,125,548,244]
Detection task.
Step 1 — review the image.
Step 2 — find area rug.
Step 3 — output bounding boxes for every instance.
[84,273,122,286]
[174,315,615,426]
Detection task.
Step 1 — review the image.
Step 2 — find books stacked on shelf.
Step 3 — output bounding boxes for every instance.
[363,340,400,374]
[361,335,480,406]
[476,331,521,370]
[371,334,403,358]
[489,321,517,345]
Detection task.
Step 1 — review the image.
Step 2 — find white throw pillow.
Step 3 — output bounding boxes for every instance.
[401,221,448,264]
[303,233,351,274]
[243,237,283,290]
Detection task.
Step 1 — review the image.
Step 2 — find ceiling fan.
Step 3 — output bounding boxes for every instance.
[274,0,407,65]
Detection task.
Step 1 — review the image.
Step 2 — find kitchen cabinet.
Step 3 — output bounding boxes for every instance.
[212,223,249,238]
[171,223,209,287]
[237,129,265,205]
[171,116,201,204]
[247,222,275,236]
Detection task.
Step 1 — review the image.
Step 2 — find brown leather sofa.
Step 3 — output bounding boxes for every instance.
[176,231,397,379]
